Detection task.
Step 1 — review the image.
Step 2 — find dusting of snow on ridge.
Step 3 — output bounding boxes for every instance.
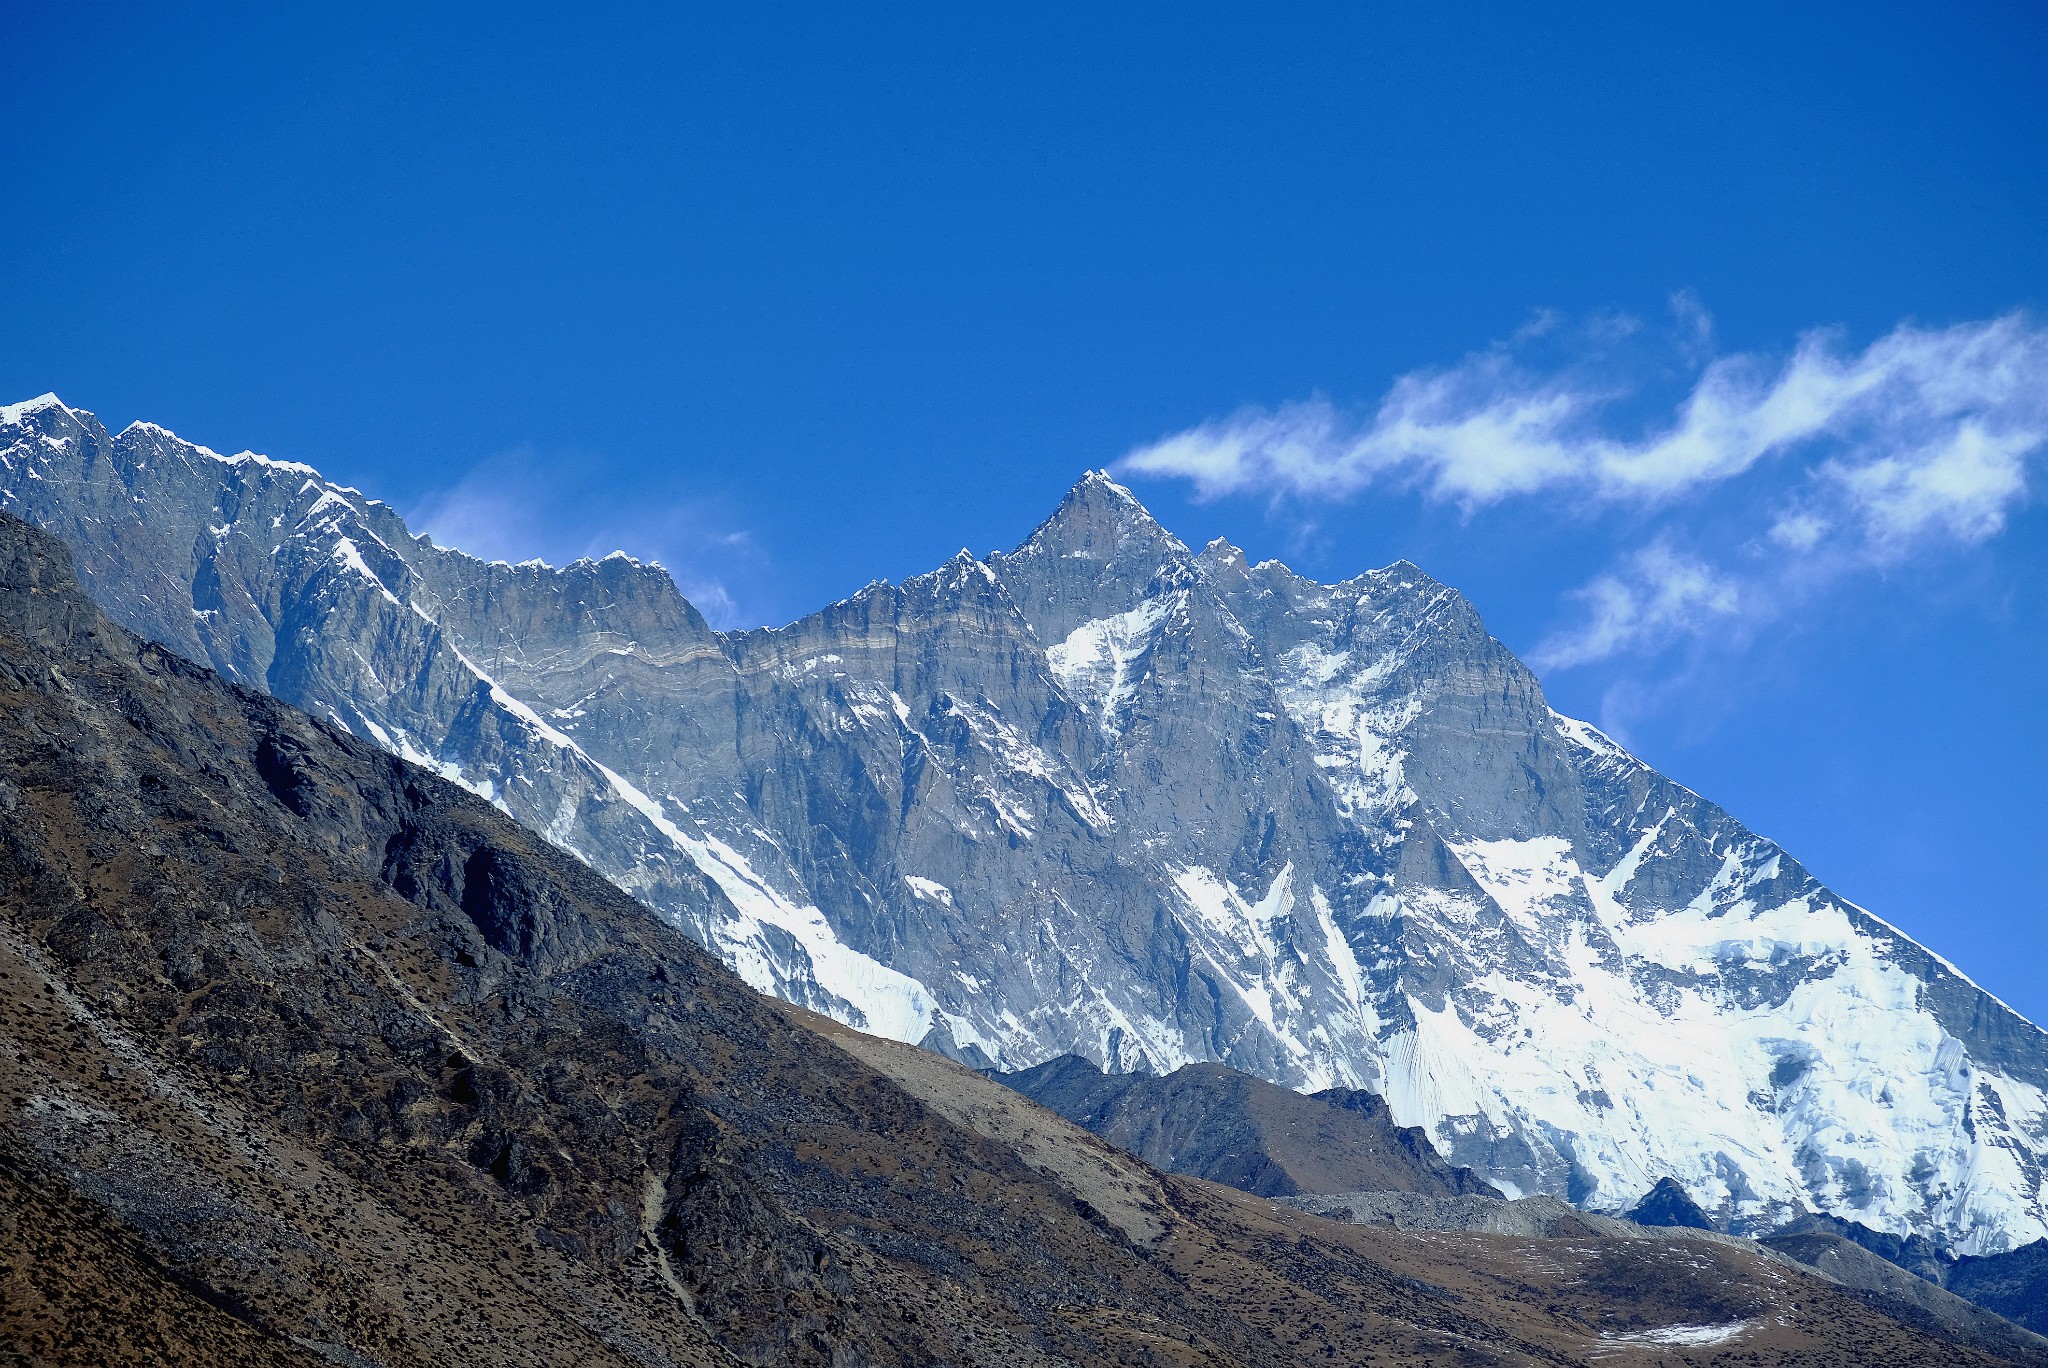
[1549,708,1629,763]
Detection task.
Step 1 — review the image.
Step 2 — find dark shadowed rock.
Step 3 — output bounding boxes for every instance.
[1770,1211,1953,1284]
[1949,1240,2048,1336]
[1628,1177,1715,1231]
[995,1055,1499,1198]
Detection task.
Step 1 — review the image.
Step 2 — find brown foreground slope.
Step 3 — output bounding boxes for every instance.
[0,511,2009,1366]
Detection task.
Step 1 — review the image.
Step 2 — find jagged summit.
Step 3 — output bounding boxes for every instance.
[989,470,1196,644]
[112,414,323,475]
[0,391,70,423]
[1078,464,1145,502]
[1010,468,1186,558]
[1198,535,1248,568]
[7,396,2047,1255]
[576,548,656,570]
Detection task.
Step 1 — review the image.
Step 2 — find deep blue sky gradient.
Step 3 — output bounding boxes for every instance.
[4,3,2045,1018]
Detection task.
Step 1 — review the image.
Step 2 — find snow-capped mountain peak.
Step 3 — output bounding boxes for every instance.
[5,395,2044,1256]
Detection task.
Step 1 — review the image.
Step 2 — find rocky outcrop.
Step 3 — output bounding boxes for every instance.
[994,1055,1499,1198]
[1286,1192,2048,1365]
[1756,1212,2048,1341]
[1629,1177,1715,1231]
[1768,1211,1953,1284]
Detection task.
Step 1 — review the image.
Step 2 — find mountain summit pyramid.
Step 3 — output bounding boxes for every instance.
[5,393,2045,1254]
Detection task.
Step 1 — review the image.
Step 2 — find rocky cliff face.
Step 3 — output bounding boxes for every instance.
[5,392,2045,1255]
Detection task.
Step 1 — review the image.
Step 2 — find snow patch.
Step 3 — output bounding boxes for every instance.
[330,538,403,607]
[903,876,955,907]
[1273,641,1417,820]
[1047,594,1174,734]
[1602,1321,1751,1347]
[1448,836,1583,942]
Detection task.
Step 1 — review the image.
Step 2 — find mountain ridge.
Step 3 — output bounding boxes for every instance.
[5,392,2044,1254]
[9,502,2015,1365]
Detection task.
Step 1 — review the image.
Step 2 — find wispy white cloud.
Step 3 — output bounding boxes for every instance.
[1121,307,2048,667]
[1824,421,2035,547]
[409,445,755,628]
[1121,311,2048,516]
[1531,544,1741,670]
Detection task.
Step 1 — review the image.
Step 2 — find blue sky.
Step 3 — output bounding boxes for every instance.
[4,3,2045,1019]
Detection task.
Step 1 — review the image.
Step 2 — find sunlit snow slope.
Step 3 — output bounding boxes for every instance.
[5,392,2044,1254]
